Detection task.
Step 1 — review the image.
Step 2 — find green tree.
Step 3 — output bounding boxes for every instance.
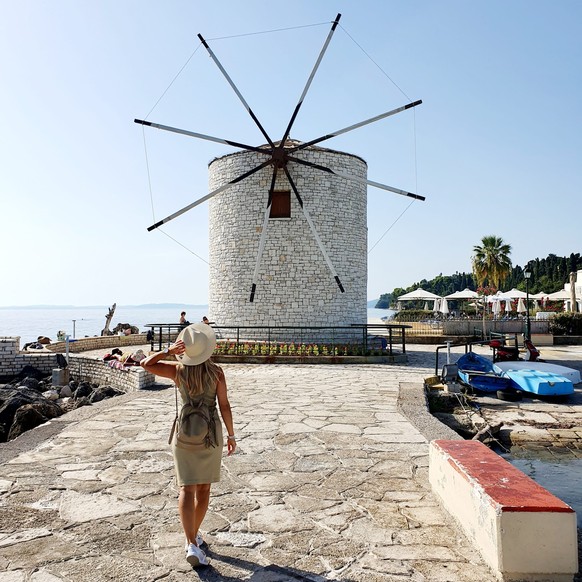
[472,235,512,289]
[472,235,512,336]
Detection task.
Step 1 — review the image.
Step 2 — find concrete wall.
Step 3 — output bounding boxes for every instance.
[429,440,578,581]
[208,144,368,329]
[441,319,550,336]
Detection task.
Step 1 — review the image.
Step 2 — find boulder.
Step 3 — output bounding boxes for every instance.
[10,365,46,384]
[0,387,57,442]
[73,396,91,409]
[59,385,73,398]
[112,323,140,335]
[89,385,124,403]
[18,377,42,392]
[42,389,59,401]
[74,382,93,399]
[7,401,62,440]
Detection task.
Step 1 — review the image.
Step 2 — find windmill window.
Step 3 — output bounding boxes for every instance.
[270,190,291,219]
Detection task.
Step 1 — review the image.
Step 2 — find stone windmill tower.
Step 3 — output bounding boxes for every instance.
[136,14,424,329]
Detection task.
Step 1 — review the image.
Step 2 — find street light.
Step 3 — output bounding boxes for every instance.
[524,270,531,341]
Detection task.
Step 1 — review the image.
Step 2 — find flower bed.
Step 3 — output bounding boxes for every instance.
[214,341,387,357]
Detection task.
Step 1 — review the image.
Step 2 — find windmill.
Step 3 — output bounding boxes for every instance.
[135,13,425,304]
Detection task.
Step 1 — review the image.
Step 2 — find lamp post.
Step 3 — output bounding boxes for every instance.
[524,270,531,341]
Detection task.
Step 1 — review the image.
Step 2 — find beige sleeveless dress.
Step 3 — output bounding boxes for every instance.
[171,372,223,486]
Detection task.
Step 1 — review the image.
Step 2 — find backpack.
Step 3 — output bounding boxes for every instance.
[169,386,217,450]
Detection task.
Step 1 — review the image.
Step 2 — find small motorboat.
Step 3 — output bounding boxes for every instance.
[456,352,513,393]
[494,361,581,385]
[502,369,574,396]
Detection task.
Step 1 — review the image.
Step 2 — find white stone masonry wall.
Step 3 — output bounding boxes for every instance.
[208,145,368,329]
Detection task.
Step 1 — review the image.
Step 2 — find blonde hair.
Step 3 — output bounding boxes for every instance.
[176,359,221,398]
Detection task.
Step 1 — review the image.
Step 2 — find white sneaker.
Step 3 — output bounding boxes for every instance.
[186,543,208,567]
[184,534,204,552]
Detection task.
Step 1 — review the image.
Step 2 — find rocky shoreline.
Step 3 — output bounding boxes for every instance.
[0,365,125,443]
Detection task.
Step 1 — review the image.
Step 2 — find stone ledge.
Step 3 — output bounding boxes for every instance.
[429,439,578,581]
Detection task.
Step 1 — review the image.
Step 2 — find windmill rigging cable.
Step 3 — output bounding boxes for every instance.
[339,24,421,254]
[141,127,210,266]
[144,44,202,120]
[207,21,330,42]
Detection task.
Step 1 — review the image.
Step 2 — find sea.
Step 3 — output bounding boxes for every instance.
[0,306,395,345]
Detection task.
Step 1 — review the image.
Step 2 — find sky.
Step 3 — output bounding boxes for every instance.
[1,1,581,307]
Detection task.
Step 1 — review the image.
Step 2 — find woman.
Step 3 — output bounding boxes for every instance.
[141,323,235,567]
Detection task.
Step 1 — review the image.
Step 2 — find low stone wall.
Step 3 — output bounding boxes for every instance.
[442,319,550,336]
[554,335,582,345]
[46,333,151,354]
[0,337,155,391]
[68,356,156,391]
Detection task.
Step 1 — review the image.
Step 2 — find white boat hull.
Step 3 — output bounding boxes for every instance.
[493,361,581,385]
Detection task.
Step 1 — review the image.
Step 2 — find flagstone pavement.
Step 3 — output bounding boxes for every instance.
[0,348,523,581]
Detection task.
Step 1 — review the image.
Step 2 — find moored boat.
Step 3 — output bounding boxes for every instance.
[502,369,574,397]
[456,352,513,393]
[493,361,581,385]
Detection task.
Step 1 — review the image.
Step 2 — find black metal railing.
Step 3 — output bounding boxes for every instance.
[144,323,410,356]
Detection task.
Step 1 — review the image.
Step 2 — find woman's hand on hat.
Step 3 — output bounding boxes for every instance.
[170,340,186,356]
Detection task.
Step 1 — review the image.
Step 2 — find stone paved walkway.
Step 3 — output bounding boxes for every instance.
[1,344,580,581]
[0,351,500,582]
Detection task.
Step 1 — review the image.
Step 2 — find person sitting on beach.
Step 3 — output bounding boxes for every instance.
[180,311,190,327]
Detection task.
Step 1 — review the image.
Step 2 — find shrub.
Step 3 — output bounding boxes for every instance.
[393,309,433,322]
[549,312,582,336]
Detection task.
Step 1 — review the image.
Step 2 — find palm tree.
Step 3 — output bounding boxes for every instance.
[472,236,512,336]
[472,235,512,289]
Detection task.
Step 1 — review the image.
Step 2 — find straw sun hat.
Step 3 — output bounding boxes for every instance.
[176,323,216,366]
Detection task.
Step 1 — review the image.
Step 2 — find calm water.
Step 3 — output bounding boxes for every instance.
[0,306,395,345]
[503,452,582,527]
[0,306,208,345]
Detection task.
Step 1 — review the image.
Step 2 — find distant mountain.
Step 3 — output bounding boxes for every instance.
[0,303,208,310]
[367,299,379,308]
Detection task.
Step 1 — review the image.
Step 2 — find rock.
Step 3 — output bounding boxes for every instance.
[7,401,62,440]
[0,387,60,442]
[18,377,42,392]
[74,382,93,399]
[73,396,91,409]
[68,380,78,392]
[59,385,73,398]
[10,365,46,384]
[89,385,124,404]
[42,390,59,401]
[112,323,140,335]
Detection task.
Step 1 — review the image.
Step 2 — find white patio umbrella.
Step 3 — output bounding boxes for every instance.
[445,288,479,300]
[492,299,501,316]
[517,297,526,313]
[397,288,442,301]
[423,301,429,311]
[432,298,441,312]
[440,298,449,315]
[505,299,513,313]
[531,291,549,300]
[547,289,571,301]
[499,288,528,299]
